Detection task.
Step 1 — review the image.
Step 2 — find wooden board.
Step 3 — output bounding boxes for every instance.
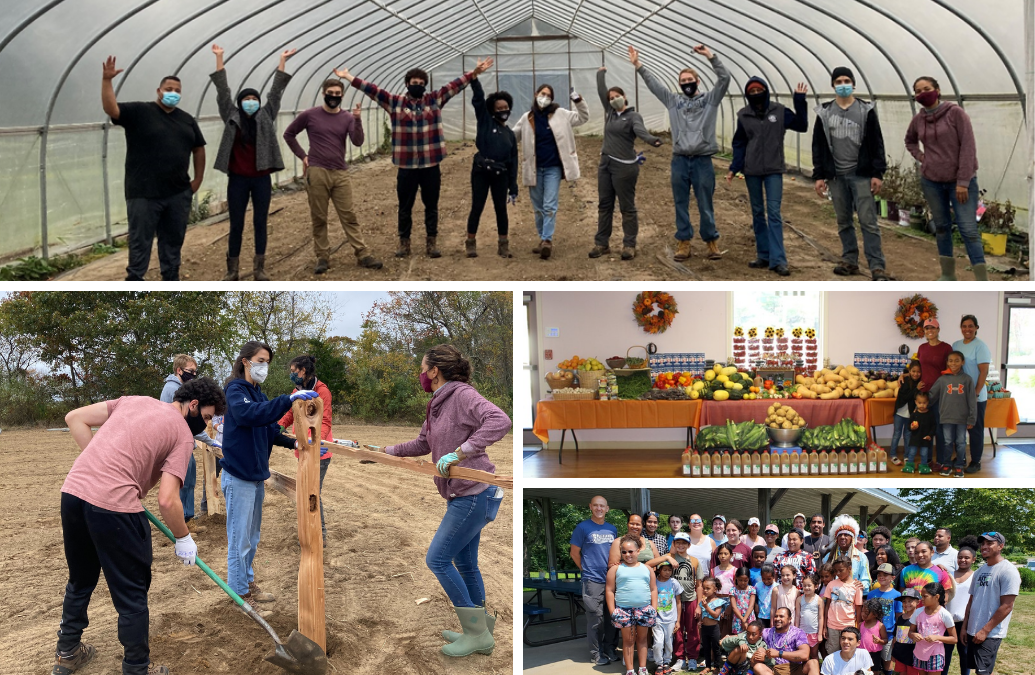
[266,469,296,501]
[291,399,326,651]
[201,422,222,515]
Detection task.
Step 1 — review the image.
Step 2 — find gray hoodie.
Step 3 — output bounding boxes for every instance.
[927,370,977,426]
[160,373,215,445]
[637,56,731,157]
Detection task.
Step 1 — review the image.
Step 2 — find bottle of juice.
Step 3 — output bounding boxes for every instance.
[781,449,791,476]
[721,450,732,476]
[731,451,742,477]
[809,449,820,475]
[691,449,702,477]
[819,449,830,475]
[877,446,888,473]
[789,448,799,475]
[761,448,771,476]
[751,451,762,476]
[701,450,712,477]
[849,449,859,474]
[867,446,878,474]
[839,449,849,474]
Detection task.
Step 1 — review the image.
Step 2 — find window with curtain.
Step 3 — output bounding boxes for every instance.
[732,291,822,371]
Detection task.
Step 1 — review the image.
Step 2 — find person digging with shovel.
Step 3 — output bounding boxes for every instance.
[51,377,226,675]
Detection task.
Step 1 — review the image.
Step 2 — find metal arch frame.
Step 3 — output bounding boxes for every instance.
[0,0,65,54]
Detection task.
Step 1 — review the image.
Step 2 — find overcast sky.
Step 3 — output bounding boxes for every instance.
[323,291,392,339]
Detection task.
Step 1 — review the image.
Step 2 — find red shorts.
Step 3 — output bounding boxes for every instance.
[892,659,922,675]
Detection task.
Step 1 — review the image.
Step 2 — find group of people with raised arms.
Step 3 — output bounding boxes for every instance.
[101,43,985,279]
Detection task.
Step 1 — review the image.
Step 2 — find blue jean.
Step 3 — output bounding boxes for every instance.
[744,174,786,267]
[968,400,987,464]
[940,423,968,468]
[221,471,265,596]
[426,489,493,608]
[890,414,911,459]
[905,445,930,464]
[529,165,563,241]
[180,452,196,521]
[671,155,718,242]
[920,176,985,264]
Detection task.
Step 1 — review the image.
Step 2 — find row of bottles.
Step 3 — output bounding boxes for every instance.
[681,446,888,477]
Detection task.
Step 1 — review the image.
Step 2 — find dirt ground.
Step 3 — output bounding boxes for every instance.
[58,136,1026,282]
[0,425,513,675]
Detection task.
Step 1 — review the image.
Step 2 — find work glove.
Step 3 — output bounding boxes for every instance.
[507,193,518,205]
[569,87,581,102]
[208,439,222,450]
[436,449,462,477]
[174,533,197,566]
[636,152,647,165]
[289,390,319,402]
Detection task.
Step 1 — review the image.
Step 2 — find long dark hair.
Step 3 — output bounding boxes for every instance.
[425,344,471,382]
[532,83,559,116]
[289,354,317,388]
[231,340,274,381]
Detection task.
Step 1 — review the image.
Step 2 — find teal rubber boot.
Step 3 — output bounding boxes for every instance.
[443,609,496,643]
[441,606,495,657]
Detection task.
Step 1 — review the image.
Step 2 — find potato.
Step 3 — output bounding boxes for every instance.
[769,422,780,428]
[781,421,793,429]
[768,405,777,416]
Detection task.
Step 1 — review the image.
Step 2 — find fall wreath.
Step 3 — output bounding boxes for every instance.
[895,294,938,338]
[634,291,678,334]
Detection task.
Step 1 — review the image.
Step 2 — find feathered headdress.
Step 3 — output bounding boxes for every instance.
[829,514,860,540]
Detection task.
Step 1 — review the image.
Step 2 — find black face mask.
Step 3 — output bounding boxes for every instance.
[186,407,207,435]
[681,82,698,97]
[493,110,511,122]
[747,92,767,110]
[180,371,196,383]
[324,95,342,109]
[407,84,426,99]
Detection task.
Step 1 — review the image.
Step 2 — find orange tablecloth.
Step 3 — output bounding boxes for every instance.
[867,397,1020,435]
[700,399,870,438]
[533,399,702,443]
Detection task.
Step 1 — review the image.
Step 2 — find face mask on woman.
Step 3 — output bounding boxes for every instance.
[915,90,940,107]
[419,370,434,393]
[536,94,552,109]
[289,372,305,387]
[241,99,260,115]
[493,110,510,122]
[247,360,269,384]
[609,96,625,111]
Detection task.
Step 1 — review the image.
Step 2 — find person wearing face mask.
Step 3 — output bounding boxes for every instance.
[727,78,810,277]
[630,44,730,263]
[905,76,985,280]
[276,355,334,543]
[210,45,295,281]
[380,344,511,657]
[465,68,518,258]
[588,66,663,261]
[335,60,494,260]
[220,341,319,604]
[101,56,206,282]
[284,78,384,274]
[513,82,591,259]
[159,354,220,526]
[812,67,892,281]
[49,377,225,675]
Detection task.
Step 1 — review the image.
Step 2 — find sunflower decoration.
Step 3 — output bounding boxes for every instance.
[633,291,678,334]
[764,326,775,338]
[734,327,744,337]
[775,328,785,338]
[748,327,758,338]
[792,327,803,338]
[895,294,938,339]
[805,328,816,339]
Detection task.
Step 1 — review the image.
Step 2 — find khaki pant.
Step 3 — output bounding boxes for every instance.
[305,167,368,259]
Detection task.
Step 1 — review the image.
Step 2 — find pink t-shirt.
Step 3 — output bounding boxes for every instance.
[61,396,194,513]
[824,578,864,630]
[911,606,954,662]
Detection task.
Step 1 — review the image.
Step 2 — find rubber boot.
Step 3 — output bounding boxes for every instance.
[223,255,239,281]
[443,609,496,643]
[253,254,270,281]
[395,237,411,258]
[938,256,957,281]
[497,237,512,258]
[441,606,494,657]
[972,263,988,281]
[426,236,442,258]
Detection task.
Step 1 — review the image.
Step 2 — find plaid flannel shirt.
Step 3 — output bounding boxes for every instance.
[352,73,473,168]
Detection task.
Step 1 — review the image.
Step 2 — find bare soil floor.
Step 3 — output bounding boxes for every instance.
[0,425,513,675]
[59,136,1026,282]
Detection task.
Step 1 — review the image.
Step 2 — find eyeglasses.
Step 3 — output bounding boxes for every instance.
[688,519,703,524]
[981,532,1000,538]
[646,512,659,518]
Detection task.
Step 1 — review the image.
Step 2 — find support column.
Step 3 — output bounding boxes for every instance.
[859,505,869,534]
[630,488,650,516]
[821,493,831,530]
[543,497,558,572]
[757,489,771,529]
[292,398,326,651]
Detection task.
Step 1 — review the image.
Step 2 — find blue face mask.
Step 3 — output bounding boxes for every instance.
[835,84,854,98]
[242,99,260,115]
[289,372,305,386]
[161,91,181,108]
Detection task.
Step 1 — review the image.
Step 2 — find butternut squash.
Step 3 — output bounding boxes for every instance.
[856,389,873,400]
[819,390,841,400]
[872,389,896,398]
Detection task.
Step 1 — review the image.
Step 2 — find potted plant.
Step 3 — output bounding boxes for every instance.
[979,195,1015,256]
[880,160,905,222]
[894,165,928,231]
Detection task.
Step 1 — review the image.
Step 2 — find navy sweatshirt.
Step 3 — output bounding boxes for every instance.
[220,378,295,481]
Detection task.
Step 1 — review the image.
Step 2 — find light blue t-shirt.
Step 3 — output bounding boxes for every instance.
[570,519,617,584]
[616,562,652,608]
[755,580,777,619]
[952,338,991,403]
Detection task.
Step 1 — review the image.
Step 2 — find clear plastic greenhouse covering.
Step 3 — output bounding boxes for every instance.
[0,0,1032,269]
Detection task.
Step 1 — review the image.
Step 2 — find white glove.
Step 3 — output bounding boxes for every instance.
[175,533,197,566]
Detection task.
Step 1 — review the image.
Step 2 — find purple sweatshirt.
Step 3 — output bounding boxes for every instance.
[386,380,510,500]
[904,102,978,188]
[283,106,364,171]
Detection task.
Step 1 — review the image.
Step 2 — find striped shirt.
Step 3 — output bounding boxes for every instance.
[351,73,472,169]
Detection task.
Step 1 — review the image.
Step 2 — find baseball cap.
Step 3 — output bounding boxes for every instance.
[793,512,806,521]
[858,532,868,540]
[923,319,940,329]
[764,524,780,535]
[902,588,922,599]
[712,514,727,524]
[876,563,895,575]
[748,517,760,527]
[657,560,672,567]
[979,531,1006,546]
[673,532,691,543]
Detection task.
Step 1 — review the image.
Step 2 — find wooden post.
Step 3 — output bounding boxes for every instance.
[292,398,326,651]
[203,422,222,515]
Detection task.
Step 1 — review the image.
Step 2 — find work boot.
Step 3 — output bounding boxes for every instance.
[441,606,495,657]
[52,642,95,675]
[706,240,722,260]
[938,256,957,281]
[253,254,270,281]
[247,582,275,603]
[223,256,239,281]
[497,237,512,258]
[674,239,692,261]
[443,608,497,642]
[426,236,442,258]
[748,258,769,269]
[539,240,553,260]
[588,245,610,258]
[621,246,636,260]
[532,240,544,254]
[147,666,171,675]
[972,263,988,281]
[313,258,329,275]
[358,255,383,270]
[466,236,478,258]
[395,237,411,257]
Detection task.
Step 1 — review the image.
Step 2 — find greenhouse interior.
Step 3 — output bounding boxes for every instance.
[1,0,1033,274]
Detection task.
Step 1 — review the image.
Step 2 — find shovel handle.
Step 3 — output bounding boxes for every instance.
[143,507,245,607]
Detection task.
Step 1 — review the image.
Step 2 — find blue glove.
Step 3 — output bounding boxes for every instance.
[436,451,460,477]
[290,390,319,402]
[507,193,518,205]
[209,439,222,450]
[636,152,647,165]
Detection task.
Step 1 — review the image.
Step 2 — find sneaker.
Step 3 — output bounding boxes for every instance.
[902,461,914,474]
[673,660,685,672]
[891,456,903,465]
[919,464,932,474]
[588,245,611,258]
[52,642,95,674]
[954,467,964,478]
[687,659,699,670]
[605,650,620,662]
[595,656,610,666]
[939,466,952,477]
[639,668,649,675]
[964,462,981,474]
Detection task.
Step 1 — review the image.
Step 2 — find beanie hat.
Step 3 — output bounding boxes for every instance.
[831,67,855,86]
[236,88,261,107]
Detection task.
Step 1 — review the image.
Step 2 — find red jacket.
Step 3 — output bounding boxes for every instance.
[279,378,333,459]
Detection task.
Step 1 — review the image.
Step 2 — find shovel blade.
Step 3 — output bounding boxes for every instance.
[263,630,328,675]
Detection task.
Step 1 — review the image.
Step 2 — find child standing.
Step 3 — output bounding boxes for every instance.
[607,535,659,675]
[891,589,921,674]
[823,557,864,658]
[713,542,737,597]
[821,627,873,675]
[755,563,778,629]
[904,392,936,475]
[927,351,977,477]
[749,546,767,586]
[890,360,922,465]
[797,573,825,663]
[908,583,956,674]
[730,567,758,633]
[699,577,728,675]
[859,598,888,672]
[652,561,684,675]
[773,564,800,624]
[866,563,902,673]
[818,563,835,596]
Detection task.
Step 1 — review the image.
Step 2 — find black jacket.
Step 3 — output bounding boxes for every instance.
[470,79,519,195]
[811,98,887,181]
[894,376,922,415]
[729,76,808,176]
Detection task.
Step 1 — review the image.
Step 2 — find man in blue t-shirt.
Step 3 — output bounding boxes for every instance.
[570,495,618,665]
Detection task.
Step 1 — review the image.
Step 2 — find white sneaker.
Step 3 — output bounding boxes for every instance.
[638,668,649,675]
[673,660,685,671]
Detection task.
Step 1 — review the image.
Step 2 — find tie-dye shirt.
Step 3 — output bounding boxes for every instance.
[898,564,953,595]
